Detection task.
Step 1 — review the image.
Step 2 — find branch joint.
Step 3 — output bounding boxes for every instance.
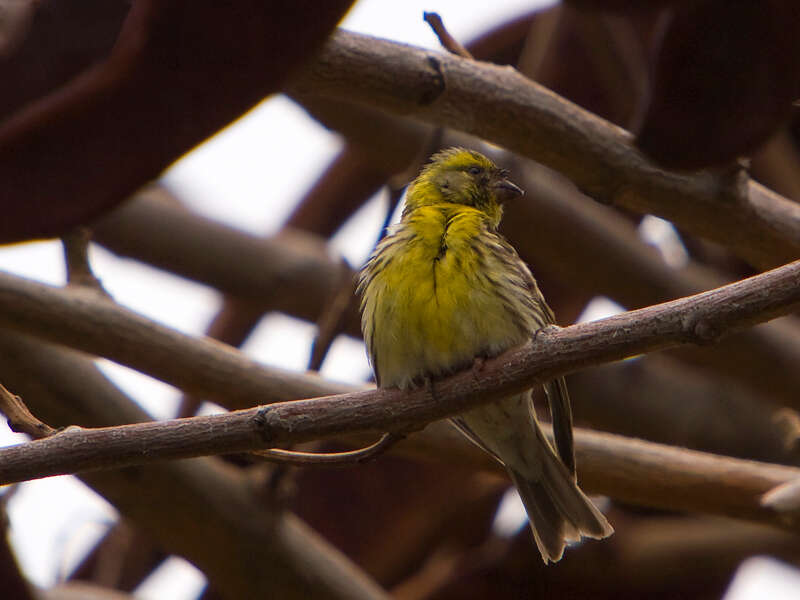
[419,55,445,106]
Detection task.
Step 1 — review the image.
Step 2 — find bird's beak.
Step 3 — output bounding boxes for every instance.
[491,177,524,203]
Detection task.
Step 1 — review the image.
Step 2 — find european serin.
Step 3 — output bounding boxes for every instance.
[357,147,613,562]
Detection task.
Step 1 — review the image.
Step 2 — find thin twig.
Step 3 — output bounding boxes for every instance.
[423,12,474,59]
[250,432,404,466]
[62,227,111,295]
[0,383,55,438]
[308,259,357,371]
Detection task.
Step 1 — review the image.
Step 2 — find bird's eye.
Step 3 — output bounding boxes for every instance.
[468,166,482,175]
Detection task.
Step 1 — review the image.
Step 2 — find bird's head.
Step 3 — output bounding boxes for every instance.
[403,147,523,227]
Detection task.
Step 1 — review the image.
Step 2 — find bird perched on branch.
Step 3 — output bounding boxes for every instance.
[357,147,612,562]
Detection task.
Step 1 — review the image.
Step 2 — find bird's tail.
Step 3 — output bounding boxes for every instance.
[508,423,613,563]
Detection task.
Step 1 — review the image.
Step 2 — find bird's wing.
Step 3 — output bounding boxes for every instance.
[543,377,576,477]
[450,416,505,465]
[500,235,577,477]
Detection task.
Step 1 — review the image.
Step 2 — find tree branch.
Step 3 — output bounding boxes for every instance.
[0,268,354,410]
[0,257,796,419]
[424,12,474,59]
[568,356,800,465]
[0,260,799,501]
[0,330,388,600]
[0,382,54,438]
[504,157,800,407]
[288,29,800,269]
[62,226,109,295]
[93,186,361,337]
[287,71,800,406]
[94,187,800,409]
[3,417,800,534]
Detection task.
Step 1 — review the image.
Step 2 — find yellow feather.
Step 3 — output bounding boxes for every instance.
[360,204,536,388]
[356,148,613,562]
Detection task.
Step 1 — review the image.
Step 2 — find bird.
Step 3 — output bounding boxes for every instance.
[357,147,613,562]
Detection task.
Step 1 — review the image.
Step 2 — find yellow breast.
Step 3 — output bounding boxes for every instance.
[359,205,541,389]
